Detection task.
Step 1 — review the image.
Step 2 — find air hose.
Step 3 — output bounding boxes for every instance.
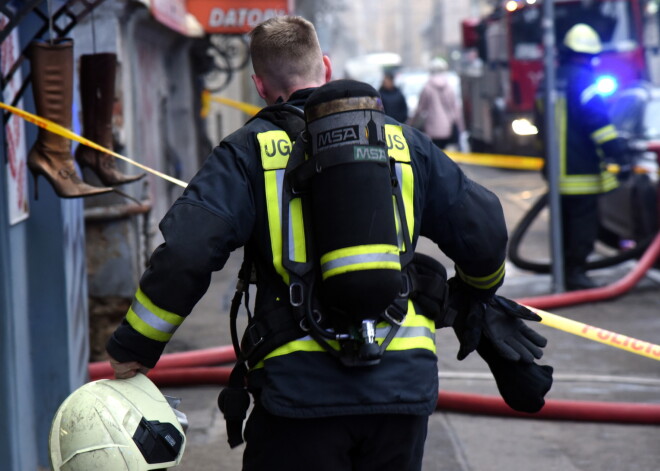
[507,191,653,273]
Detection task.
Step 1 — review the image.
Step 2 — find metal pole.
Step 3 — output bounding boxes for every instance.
[542,0,565,292]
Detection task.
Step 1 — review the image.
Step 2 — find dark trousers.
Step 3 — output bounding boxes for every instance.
[560,193,599,272]
[242,402,429,471]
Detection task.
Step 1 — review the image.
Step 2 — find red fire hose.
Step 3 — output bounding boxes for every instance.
[88,345,236,381]
[517,230,660,310]
[88,361,660,425]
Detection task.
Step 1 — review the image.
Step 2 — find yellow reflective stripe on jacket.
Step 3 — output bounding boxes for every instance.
[126,287,184,342]
[320,244,401,279]
[385,124,414,247]
[456,261,505,291]
[591,124,618,145]
[258,130,298,284]
[288,197,306,263]
[252,301,436,368]
[557,98,619,195]
[559,171,619,194]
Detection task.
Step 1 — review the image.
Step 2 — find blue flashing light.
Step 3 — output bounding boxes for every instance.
[595,75,618,97]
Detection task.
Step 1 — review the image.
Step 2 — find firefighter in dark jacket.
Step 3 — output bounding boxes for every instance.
[536,23,630,290]
[107,16,549,471]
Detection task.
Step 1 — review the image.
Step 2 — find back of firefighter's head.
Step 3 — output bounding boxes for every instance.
[563,23,602,57]
[249,15,331,103]
[49,373,186,470]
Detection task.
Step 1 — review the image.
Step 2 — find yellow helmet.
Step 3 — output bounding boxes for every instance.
[49,373,187,470]
[563,24,602,54]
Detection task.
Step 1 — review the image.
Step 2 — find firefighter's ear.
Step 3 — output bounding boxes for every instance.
[323,55,333,84]
[252,74,267,100]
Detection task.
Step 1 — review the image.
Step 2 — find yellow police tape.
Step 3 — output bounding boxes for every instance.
[201,89,262,118]
[4,99,658,361]
[202,92,546,171]
[530,306,660,361]
[445,150,544,171]
[0,101,188,188]
[200,93,660,174]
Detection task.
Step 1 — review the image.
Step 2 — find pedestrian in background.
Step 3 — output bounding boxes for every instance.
[412,57,463,150]
[379,70,408,123]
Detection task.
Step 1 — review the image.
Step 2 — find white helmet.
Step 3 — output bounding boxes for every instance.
[49,373,186,470]
[563,23,602,54]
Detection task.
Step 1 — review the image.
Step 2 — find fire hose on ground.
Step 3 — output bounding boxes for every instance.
[507,191,654,274]
[96,364,660,425]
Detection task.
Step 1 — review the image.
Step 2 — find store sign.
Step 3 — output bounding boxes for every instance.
[1,14,29,225]
[187,0,290,34]
[151,0,190,36]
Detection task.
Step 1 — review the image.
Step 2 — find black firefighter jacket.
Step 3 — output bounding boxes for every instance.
[107,87,508,418]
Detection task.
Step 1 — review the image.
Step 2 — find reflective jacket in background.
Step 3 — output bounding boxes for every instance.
[537,60,627,195]
[107,87,508,419]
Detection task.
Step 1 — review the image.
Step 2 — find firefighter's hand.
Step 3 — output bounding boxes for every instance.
[449,277,546,363]
[109,356,150,379]
[480,296,547,363]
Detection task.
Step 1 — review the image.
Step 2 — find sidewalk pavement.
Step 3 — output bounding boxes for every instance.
[159,164,660,471]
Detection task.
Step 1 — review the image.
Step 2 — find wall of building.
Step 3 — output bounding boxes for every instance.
[0,1,224,468]
[0,8,91,467]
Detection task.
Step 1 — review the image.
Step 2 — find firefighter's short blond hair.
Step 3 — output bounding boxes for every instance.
[250,16,325,91]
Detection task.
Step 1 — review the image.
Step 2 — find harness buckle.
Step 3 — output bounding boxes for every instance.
[399,272,411,297]
[289,282,304,307]
[299,309,322,332]
[383,304,406,326]
[241,323,265,359]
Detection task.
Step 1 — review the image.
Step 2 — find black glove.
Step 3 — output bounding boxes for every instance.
[449,278,547,364]
[483,296,547,363]
[616,163,632,183]
[477,337,554,413]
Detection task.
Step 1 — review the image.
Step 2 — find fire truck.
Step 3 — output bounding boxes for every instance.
[460,0,650,156]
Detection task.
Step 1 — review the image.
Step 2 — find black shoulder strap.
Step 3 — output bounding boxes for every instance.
[219,106,306,449]
[249,103,305,140]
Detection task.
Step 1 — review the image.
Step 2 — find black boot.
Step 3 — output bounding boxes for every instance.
[565,266,599,291]
[26,39,113,199]
[75,53,145,186]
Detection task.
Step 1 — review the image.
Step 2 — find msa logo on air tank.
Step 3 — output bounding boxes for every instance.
[317,125,360,149]
[353,146,387,162]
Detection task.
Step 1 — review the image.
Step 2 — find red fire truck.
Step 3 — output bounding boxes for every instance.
[460,0,650,156]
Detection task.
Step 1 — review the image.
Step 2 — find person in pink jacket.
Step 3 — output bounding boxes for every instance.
[412,57,464,149]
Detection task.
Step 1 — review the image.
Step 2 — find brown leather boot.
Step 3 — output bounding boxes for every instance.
[26,39,113,199]
[75,53,145,186]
